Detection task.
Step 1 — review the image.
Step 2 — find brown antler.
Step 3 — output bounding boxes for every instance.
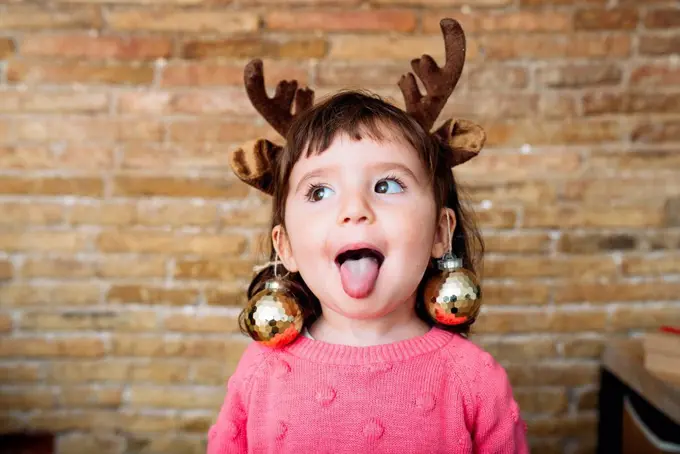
[398,18,466,132]
[244,59,315,138]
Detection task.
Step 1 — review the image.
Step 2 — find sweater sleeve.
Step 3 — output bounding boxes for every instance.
[471,355,529,454]
[207,342,267,454]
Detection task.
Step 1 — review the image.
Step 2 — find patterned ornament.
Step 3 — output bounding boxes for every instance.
[423,252,481,326]
[244,279,303,347]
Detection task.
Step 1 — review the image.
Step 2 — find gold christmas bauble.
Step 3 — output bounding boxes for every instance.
[244,279,303,347]
[423,256,481,326]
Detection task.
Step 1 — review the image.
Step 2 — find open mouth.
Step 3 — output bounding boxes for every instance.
[335,248,385,268]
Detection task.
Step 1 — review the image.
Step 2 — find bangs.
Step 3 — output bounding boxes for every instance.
[285,91,438,178]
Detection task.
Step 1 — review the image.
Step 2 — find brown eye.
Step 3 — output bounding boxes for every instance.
[306,185,334,202]
[375,178,404,194]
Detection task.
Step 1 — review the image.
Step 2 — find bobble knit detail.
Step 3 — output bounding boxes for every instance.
[208,328,529,454]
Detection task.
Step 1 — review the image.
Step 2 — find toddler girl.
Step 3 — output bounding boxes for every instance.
[208,18,529,454]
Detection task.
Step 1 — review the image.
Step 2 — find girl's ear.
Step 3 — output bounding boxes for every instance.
[272,224,299,272]
[431,207,456,259]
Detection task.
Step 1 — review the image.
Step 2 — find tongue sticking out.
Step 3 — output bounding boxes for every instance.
[339,257,380,299]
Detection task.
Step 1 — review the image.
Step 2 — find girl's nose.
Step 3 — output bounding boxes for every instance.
[337,192,375,225]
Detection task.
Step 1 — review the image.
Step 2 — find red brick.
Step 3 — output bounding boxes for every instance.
[562,337,605,358]
[0,364,42,383]
[0,260,12,280]
[524,204,664,228]
[478,34,630,60]
[204,285,248,307]
[473,337,557,361]
[112,175,249,199]
[574,8,638,30]
[0,202,64,225]
[0,145,113,170]
[20,310,158,332]
[107,286,199,306]
[466,65,529,90]
[47,360,189,384]
[554,281,680,304]
[0,176,103,197]
[163,313,240,334]
[587,152,680,175]
[0,91,108,113]
[107,10,258,33]
[484,256,617,279]
[316,62,413,88]
[424,11,572,34]
[136,200,218,227]
[168,120,277,143]
[266,10,416,32]
[8,60,155,85]
[476,309,608,334]
[69,201,136,226]
[0,337,105,358]
[0,314,12,333]
[0,38,16,58]
[610,305,680,331]
[486,119,621,146]
[630,64,680,86]
[124,435,205,454]
[481,282,550,306]
[127,385,223,410]
[456,151,581,182]
[170,90,253,115]
[97,231,247,255]
[191,362,227,385]
[183,37,327,59]
[329,35,470,61]
[0,387,56,410]
[0,6,101,29]
[505,362,599,387]
[521,0,606,5]
[622,254,680,276]
[0,283,100,307]
[57,432,125,454]
[0,232,92,253]
[13,117,163,142]
[538,92,578,118]
[161,61,309,87]
[529,415,598,438]
[480,233,552,254]
[111,335,249,362]
[632,120,680,143]
[59,386,123,408]
[440,93,539,120]
[461,181,556,205]
[23,256,166,279]
[21,34,172,60]
[475,206,517,228]
[514,388,568,415]
[558,233,638,254]
[536,64,622,88]
[174,259,255,281]
[221,204,271,228]
[372,0,511,5]
[583,92,680,115]
[645,9,680,28]
[639,35,680,56]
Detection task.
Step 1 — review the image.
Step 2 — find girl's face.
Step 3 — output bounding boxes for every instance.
[273,129,451,321]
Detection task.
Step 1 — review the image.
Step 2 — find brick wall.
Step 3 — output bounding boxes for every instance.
[0,0,678,453]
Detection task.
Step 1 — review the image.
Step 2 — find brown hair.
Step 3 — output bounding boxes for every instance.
[239,90,484,337]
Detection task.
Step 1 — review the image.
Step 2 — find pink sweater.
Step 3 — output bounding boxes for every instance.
[208,328,529,453]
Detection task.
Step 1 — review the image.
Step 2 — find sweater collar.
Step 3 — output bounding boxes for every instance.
[283,327,455,365]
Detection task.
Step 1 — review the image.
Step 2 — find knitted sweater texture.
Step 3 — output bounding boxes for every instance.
[207,328,529,453]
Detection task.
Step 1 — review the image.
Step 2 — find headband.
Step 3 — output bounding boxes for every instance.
[229,18,486,196]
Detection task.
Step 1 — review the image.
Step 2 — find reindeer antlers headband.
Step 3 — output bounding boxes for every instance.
[229,18,486,196]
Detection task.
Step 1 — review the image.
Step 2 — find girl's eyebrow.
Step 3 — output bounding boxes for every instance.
[294,162,421,194]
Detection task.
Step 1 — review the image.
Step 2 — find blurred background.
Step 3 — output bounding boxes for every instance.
[0,0,678,453]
